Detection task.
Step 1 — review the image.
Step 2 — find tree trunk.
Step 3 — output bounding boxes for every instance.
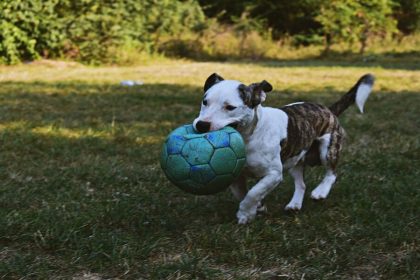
[323,33,332,56]
[359,37,367,54]
[359,29,369,55]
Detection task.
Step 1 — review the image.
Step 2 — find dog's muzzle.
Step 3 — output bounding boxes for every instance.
[196,121,211,133]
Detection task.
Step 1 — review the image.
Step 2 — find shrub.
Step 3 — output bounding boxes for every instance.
[0,0,206,64]
[0,0,61,64]
[316,0,398,54]
[158,17,275,61]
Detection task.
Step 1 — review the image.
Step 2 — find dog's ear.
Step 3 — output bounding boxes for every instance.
[238,84,252,107]
[243,80,273,108]
[204,73,224,93]
[259,80,273,93]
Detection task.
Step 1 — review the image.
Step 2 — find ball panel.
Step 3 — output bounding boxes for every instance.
[210,147,237,175]
[190,164,216,184]
[229,133,246,158]
[207,174,234,194]
[161,124,246,195]
[184,134,204,140]
[232,158,246,177]
[205,131,230,148]
[181,138,214,165]
[166,135,186,155]
[169,126,189,136]
[184,125,196,134]
[165,154,190,181]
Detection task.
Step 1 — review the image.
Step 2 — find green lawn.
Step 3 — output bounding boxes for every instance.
[0,59,419,279]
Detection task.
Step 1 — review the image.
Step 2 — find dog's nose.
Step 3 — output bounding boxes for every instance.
[196,121,211,133]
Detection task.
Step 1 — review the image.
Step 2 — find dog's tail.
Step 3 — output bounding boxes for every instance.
[329,74,375,116]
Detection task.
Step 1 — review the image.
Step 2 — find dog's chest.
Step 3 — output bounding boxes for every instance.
[244,138,281,177]
[242,108,287,177]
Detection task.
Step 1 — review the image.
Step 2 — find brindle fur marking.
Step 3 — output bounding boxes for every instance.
[280,103,343,168]
[194,73,375,223]
[238,81,273,108]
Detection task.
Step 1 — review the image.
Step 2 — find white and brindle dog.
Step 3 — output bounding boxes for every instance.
[193,73,375,224]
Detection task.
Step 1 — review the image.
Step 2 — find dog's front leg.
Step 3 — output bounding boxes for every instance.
[236,169,282,224]
[230,176,268,214]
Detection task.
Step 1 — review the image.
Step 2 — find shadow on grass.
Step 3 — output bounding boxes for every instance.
[0,81,203,127]
[0,80,372,128]
[226,50,420,71]
[0,80,419,278]
[0,80,242,228]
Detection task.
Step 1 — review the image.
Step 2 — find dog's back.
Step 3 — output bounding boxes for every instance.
[280,74,374,169]
[280,102,341,164]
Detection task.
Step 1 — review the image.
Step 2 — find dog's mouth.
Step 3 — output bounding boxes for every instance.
[228,122,239,129]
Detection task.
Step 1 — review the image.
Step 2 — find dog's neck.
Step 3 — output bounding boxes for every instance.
[237,105,261,139]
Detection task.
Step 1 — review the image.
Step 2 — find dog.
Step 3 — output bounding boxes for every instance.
[193,73,375,224]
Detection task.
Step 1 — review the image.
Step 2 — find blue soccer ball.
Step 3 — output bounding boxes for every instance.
[160,124,246,195]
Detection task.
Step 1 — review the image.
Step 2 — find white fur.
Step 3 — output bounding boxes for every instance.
[311,169,336,200]
[285,165,306,210]
[194,80,311,223]
[260,91,267,103]
[194,81,289,224]
[283,149,307,169]
[318,133,331,165]
[193,77,365,224]
[356,83,372,113]
[193,80,249,131]
[284,102,304,107]
[235,106,287,224]
[311,133,337,200]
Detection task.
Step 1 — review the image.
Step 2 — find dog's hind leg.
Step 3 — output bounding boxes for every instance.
[311,169,336,200]
[230,175,247,201]
[311,129,343,200]
[285,164,306,210]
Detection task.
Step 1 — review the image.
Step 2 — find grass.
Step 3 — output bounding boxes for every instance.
[0,58,419,279]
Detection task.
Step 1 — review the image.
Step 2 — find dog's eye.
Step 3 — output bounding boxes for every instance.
[225,105,237,111]
[202,99,208,106]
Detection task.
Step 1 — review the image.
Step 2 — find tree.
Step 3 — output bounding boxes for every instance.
[393,0,420,34]
[199,0,324,39]
[316,0,398,54]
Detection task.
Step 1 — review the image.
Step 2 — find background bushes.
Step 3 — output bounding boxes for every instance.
[0,0,419,64]
[0,0,206,64]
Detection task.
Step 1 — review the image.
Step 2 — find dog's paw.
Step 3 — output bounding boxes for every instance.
[236,208,257,224]
[310,188,328,200]
[237,215,251,225]
[284,201,302,211]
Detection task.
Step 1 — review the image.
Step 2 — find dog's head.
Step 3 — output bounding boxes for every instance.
[193,73,273,133]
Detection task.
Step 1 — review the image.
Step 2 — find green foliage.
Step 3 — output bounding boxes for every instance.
[59,0,205,63]
[250,0,325,39]
[0,0,61,64]
[0,0,419,63]
[316,0,398,53]
[394,0,420,33]
[0,0,206,64]
[199,0,417,51]
[199,0,324,39]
